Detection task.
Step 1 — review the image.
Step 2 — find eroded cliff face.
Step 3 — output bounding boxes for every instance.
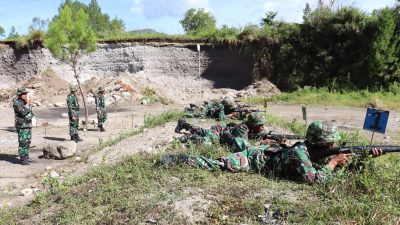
[0,42,255,90]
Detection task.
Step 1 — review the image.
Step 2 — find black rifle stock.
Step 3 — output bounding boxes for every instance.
[308,145,400,161]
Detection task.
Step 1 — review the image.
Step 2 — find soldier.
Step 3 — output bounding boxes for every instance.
[13,87,34,165]
[174,118,227,145]
[222,112,269,142]
[67,85,82,142]
[162,120,384,183]
[184,101,225,121]
[95,87,107,132]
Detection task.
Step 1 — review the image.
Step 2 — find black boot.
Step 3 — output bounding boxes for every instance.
[175,119,189,133]
[74,134,83,142]
[20,154,29,165]
[99,124,105,132]
[71,135,74,141]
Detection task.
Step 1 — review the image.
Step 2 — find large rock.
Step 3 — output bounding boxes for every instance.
[43,141,77,160]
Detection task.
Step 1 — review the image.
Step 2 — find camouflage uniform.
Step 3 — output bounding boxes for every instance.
[13,87,33,165]
[164,120,341,184]
[175,119,226,145]
[67,85,82,142]
[95,87,107,131]
[221,113,269,142]
[184,101,225,121]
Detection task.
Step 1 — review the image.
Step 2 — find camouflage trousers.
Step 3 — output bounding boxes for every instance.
[183,124,224,145]
[184,105,207,119]
[69,111,79,136]
[17,128,32,155]
[97,108,107,127]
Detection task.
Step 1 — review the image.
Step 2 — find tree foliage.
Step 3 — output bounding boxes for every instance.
[57,0,125,38]
[180,8,216,34]
[0,26,5,37]
[7,26,19,39]
[45,4,96,125]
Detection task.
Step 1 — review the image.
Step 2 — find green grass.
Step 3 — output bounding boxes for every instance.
[245,86,400,109]
[0,112,399,224]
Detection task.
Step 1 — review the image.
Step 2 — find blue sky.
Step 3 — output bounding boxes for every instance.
[0,0,396,36]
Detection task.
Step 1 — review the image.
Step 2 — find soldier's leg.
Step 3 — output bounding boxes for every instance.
[18,129,31,165]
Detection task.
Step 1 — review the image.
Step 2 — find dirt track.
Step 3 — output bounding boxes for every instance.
[0,102,398,207]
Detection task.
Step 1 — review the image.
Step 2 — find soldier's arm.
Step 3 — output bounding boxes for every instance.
[13,101,31,117]
[293,148,334,183]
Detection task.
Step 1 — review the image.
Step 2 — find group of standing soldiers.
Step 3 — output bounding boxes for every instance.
[13,85,107,165]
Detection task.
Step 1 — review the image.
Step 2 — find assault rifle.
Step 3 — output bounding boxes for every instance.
[308,145,400,162]
[261,132,304,141]
[233,109,266,113]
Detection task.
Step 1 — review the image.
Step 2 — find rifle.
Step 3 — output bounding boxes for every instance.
[261,133,304,141]
[308,145,400,162]
[233,109,266,113]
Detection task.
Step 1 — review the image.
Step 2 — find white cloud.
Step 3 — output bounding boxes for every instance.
[131,0,210,19]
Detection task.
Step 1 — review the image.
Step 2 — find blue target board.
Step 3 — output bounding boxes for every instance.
[363,108,390,134]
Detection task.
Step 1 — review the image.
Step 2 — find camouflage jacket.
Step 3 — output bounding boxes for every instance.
[95,94,105,110]
[13,97,33,129]
[67,94,79,113]
[189,139,333,184]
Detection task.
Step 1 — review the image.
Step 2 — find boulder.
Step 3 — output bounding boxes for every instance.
[43,141,77,160]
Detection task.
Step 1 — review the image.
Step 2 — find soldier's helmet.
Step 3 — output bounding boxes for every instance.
[306,120,341,145]
[246,112,265,127]
[221,96,235,108]
[70,85,78,92]
[97,87,105,93]
[16,87,28,95]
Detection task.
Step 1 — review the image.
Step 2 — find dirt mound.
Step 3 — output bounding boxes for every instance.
[239,79,281,97]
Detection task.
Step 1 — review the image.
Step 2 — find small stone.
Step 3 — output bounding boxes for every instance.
[20,188,33,196]
[50,171,59,178]
[143,129,148,132]
[45,166,52,170]
[54,102,64,107]
[32,188,40,193]
[74,156,81,161]
[384,136,391,140]
[60,113,68,118]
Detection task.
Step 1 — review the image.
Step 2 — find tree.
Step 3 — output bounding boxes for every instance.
[8,26,19,39]
[29,17,49,32]
[261,11,277,26]
[45,5,96,128]
[0,26,5,37]
[180,8,216,34]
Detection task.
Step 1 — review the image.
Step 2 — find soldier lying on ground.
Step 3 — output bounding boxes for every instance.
[175,112,270,146]
[162,120,384,184]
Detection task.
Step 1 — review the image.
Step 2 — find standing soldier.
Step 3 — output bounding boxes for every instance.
[13,87,34,165]
[67,85,82,142]
[95,87,107,132]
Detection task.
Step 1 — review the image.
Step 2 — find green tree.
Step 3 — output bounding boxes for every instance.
[45,5,96,127]
[8,26,19,39]
[180,8,216,34]
[0,26,5,37]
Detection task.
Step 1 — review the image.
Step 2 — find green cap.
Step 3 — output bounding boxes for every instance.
[306,120,341,145]
[16,87,28,95]
[246,112,265,126]
[97,87,105,93]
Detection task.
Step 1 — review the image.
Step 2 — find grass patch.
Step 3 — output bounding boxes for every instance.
[245,86,400,109]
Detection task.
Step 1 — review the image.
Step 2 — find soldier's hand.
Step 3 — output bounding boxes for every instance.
[332,153,351,166]
[72,115,76,121]
[371,148,384,157]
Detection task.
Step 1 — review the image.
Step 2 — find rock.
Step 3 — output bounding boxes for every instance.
[60,113,68,118]
[74,156,81,162]
[20,188,34,196]
[50,171,60,178]
[121,91,131,98]
[45,166,52,170]
[43,141,77,160]
[33,101,42,107]
[32,188,40,193]
[54,102,64,107]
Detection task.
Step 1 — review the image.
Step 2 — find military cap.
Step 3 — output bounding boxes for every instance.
[221,96,235,108]
[246,112,265,126]
[97,87,105,93]
[16,87,28,95]
[306,120,341,145]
